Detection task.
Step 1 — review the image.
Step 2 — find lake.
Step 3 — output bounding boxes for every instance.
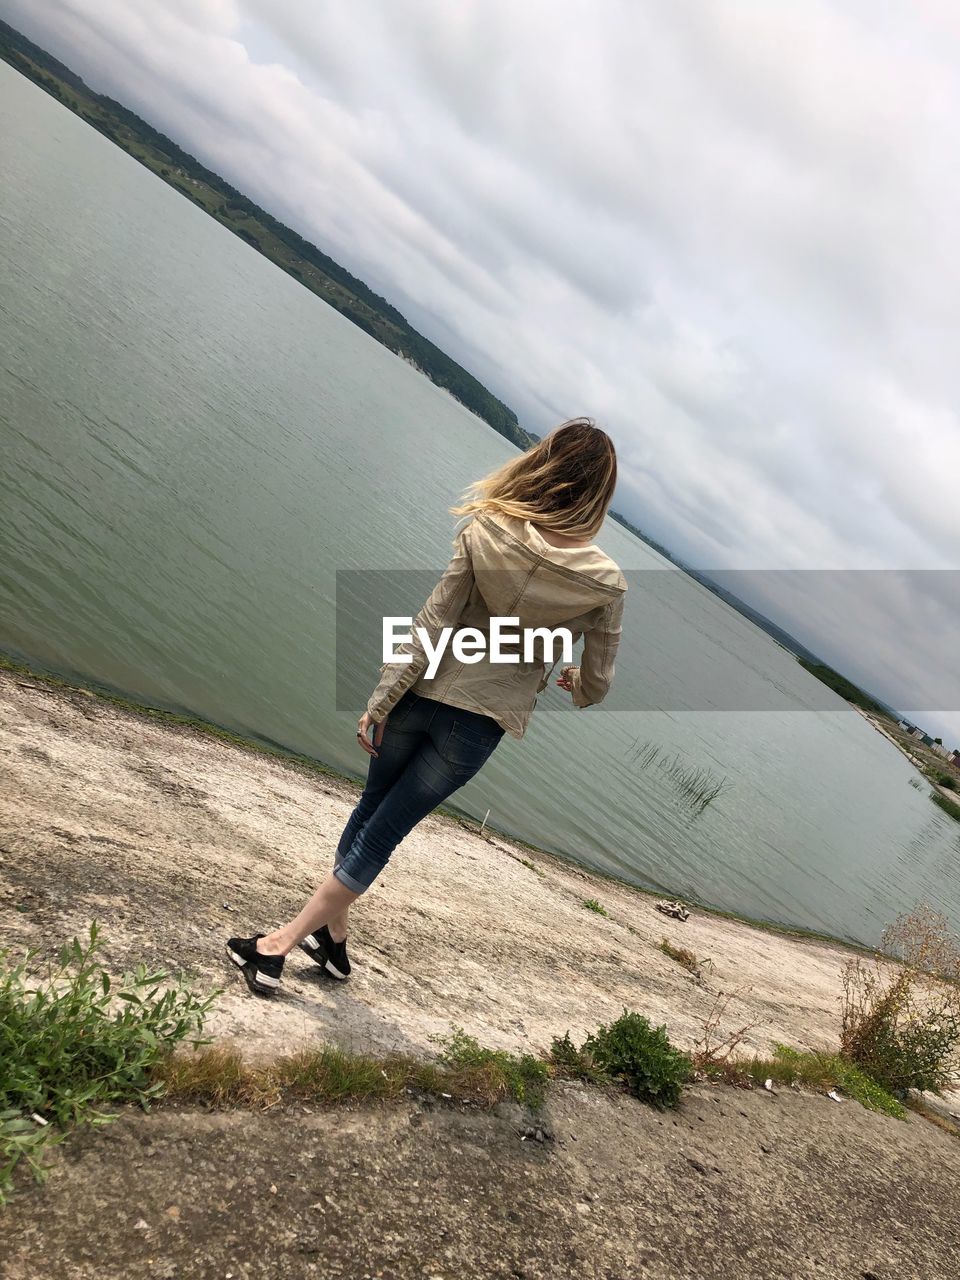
[2,63,956,946]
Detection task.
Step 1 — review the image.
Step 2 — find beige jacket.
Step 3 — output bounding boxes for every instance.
[367,512,626,738]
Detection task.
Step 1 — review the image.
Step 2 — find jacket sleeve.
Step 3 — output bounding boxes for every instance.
[568,592,625,708]
[366,526,475,722]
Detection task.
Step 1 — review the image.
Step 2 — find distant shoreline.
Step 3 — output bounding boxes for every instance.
[851,703,960,816]
[0,19,529,448]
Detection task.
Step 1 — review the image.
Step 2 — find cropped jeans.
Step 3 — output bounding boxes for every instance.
[333,691,505,893]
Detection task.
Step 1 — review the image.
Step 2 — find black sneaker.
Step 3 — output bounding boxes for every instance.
[299,924,351,980]
[225,934,285,996]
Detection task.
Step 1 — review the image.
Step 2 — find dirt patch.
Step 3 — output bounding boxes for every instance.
[2,1082,959,1280]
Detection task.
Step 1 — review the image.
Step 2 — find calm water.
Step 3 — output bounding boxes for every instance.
[2,65,957,945]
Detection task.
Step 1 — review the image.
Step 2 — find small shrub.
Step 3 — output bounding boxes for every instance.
[0,925,214,1203]
[582,899,608,916]
[932,772,957,792]
[431,1027,548,1107]
[840,905,960,1095]
[583,1010,690,1108]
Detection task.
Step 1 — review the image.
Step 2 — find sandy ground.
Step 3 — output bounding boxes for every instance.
[3,669,960,1279]
[2,671,863,1063]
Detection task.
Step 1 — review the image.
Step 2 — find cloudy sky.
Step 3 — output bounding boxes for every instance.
[3,0,959,738]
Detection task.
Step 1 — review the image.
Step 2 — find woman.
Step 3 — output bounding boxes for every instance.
[227,418,626,995]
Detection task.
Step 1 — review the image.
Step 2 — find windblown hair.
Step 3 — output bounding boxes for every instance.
[451,418,617,542]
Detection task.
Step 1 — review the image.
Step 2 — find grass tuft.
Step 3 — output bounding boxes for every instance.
[749,1045,905,1118]
[659,938,703,975]
[159,1029,550,1114]
[431,1027,549,1106]
[547,1031,610,1085]
[582,898,609,916]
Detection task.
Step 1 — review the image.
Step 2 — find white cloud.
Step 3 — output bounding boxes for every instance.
[2,0,958,739]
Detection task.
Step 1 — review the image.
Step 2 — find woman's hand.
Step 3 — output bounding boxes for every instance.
[356,711,387,757]
[556,666,577,695]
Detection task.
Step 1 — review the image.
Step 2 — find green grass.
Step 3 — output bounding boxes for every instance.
[159,1041,542,1111]
[161,1026,549,1112]
[0,925,214,1203]
[932,791,960,823]
[431,1026,549,1106]
[701,1043,906,1118]
[582,898,609,916]
[0,917,916,1210]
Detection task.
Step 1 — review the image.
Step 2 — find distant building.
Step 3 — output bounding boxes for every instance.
[921,734,935,747]
[931,742,950,758]
[951,750,960,767]
[909,726,926,740]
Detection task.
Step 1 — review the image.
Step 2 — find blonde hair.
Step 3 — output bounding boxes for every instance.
[451,417,617,541]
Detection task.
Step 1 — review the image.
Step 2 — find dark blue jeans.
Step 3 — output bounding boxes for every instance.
[333,691,505,893]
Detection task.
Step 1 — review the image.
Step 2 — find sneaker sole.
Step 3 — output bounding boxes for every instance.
[226,945,281,995]
[324,959,350,981]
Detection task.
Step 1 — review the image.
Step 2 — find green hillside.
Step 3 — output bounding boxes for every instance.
[0,19,532,450]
